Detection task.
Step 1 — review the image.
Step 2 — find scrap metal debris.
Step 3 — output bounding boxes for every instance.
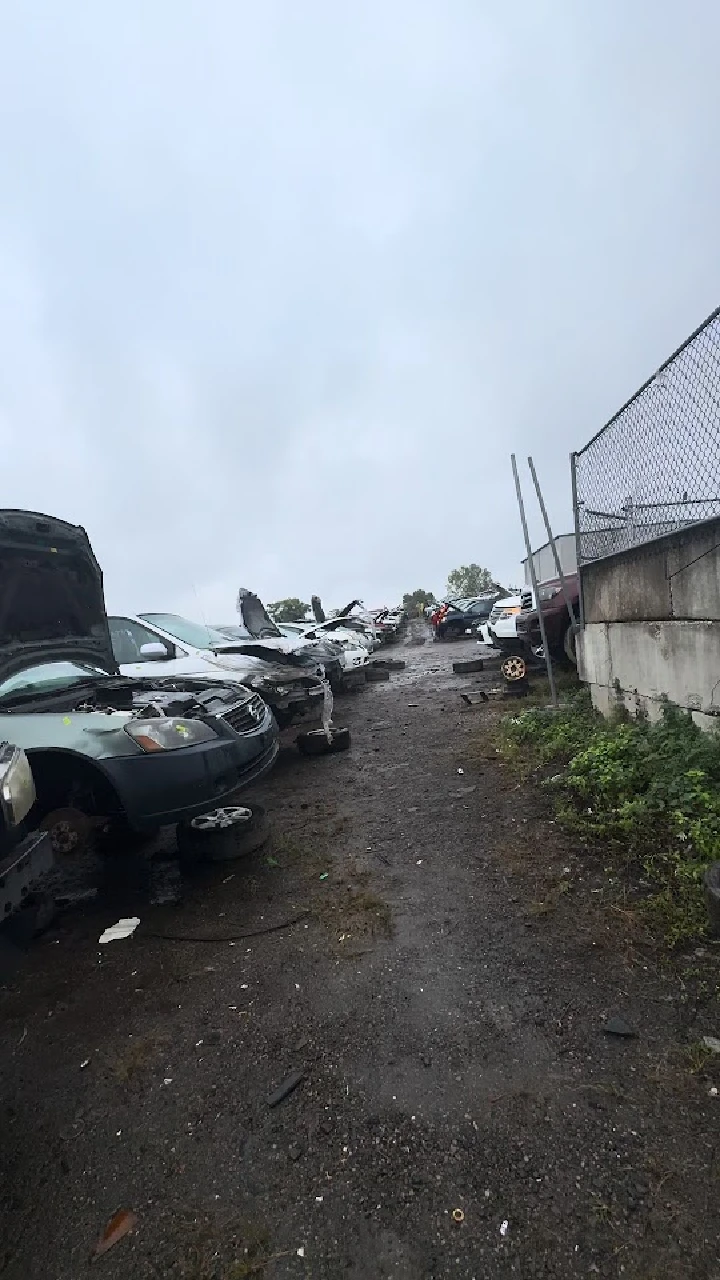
[267,1069,305,1108]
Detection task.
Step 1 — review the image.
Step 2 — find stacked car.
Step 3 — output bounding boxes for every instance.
[0,509,409,940]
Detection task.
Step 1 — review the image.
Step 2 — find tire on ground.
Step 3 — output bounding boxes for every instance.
[452,658,485,674]
[564,623,578,666]
[296,726,351,756]
[177,802,270,864]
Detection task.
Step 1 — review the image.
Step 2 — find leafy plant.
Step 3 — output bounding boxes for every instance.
[266,598,310,623]
[496,698,720,946]
[402,588,436,614]
[445,564,502,598]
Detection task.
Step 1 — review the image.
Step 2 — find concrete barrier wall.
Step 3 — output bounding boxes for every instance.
[577,516,720,729]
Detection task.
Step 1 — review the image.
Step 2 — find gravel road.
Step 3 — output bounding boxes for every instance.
[1,624,719,1279]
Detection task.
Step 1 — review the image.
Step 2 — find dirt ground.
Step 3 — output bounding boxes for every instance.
[1,622,719,1280]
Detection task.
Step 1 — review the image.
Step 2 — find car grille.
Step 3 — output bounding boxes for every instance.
[222,694,266,736]
[489,606,503,624]
[520,590,533,611]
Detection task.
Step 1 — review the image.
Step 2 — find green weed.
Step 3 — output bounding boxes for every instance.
[495,699,720,947]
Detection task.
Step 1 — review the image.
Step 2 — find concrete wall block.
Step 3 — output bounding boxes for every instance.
[581,619,720,726]
[582,544,671,623]
[580,515,720,624]
[666,523,720,621]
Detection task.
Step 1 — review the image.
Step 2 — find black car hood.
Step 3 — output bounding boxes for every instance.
[0,509,119,683]
[236,588,284,639]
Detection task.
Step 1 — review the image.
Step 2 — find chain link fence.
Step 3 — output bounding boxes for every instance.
[572,304,720,564]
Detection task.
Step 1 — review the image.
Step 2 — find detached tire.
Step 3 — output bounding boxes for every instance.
[177,803,270,864]
[453,658,485,674]
[296,727,351,756]
[365,668,391,683]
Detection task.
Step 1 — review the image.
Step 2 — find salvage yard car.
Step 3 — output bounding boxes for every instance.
[213,589,366,693]
[516,575,580,664]
[432,595,501,641]
[478,594,524,652]
[109,613,329,729]
[277,622,369,689]
[0,742,53,926]
[0,509,279,854]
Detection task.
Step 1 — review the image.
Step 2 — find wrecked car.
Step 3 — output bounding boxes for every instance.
[0,510,279,853]
[109,612,330,729]
[275,623,369,691]
[0,742,54,923]
[211,589,358,694]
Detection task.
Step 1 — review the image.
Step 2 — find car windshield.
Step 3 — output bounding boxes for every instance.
[212,623,252,641]
[139,613,226,650]
[0,661,109,702]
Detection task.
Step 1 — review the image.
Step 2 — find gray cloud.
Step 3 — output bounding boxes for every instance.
[1,0,718,618]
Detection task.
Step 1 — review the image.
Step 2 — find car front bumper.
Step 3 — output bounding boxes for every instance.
[101,720,279,830]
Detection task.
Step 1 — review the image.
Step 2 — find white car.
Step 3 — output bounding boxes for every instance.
[478,595,525,652]
[279,622,370,680]
[108,613,330,729]
[289,617,376,654]
[214,589,369,691]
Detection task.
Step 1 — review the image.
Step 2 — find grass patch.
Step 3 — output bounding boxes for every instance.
[495,696,720,947]
[314,886,393,938]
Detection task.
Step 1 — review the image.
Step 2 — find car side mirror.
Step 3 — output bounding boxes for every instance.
[140,642,173,660]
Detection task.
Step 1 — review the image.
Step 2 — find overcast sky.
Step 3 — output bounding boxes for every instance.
[1,1,718,617]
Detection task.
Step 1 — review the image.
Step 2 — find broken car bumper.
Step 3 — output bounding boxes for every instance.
[99,724,279,830]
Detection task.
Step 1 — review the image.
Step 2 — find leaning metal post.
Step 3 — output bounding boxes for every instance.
[528,455,577,631]
[570,451,585,629]
[511,454,558,707]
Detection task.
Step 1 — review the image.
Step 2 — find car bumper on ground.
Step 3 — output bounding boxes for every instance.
[101,723,279,830]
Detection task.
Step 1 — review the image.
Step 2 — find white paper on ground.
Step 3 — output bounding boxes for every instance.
[99,917,141,944]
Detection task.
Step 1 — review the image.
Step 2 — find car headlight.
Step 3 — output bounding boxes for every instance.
[0,744,36,826]
[125,717,220,752]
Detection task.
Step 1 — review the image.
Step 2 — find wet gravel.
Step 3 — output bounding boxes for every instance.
[1,623,719,1279]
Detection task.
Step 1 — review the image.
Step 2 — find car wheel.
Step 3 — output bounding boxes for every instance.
[453,658,485,674]
[177,803,270,864]
[296,726,351,756]
[38,806,100,856]
[501,654,527,683]
[365,668,391,683]
[564,623,578,666]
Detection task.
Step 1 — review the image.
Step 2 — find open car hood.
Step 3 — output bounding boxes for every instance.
[0,509,118,683]
[236,588,284,639]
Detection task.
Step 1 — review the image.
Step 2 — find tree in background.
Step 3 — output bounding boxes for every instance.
[445,564,501,598]
[402,588,436,615]
[267,598,311,623]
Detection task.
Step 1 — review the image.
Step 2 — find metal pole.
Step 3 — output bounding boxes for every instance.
[570,452,585,628]
[511,454,558,706]
[528,455,577,629]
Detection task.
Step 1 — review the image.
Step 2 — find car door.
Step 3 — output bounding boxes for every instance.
[108,616,211,679]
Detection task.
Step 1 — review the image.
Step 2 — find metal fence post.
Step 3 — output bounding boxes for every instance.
[511,454,558,707]
[528,455,577,631]
[570,451,584,629]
